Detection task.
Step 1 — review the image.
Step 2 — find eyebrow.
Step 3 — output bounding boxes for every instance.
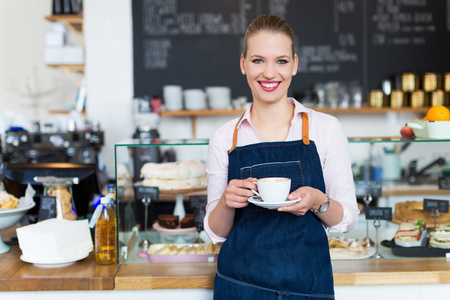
[249,54,291,59]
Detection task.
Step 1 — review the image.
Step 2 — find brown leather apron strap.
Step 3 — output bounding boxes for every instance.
[228,113,245,154]
[301,112,310,145]
[228,112,310,152]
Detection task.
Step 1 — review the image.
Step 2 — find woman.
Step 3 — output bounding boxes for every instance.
[204,15,359,299]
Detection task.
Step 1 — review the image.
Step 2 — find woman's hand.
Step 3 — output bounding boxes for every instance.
[221,177,257,209]
[277,186,326,215]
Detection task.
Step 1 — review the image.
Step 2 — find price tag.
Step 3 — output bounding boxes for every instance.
[438,177,450,190]
[189,195,207,232]
[134,186,159,200]
[365,206,392,220]
[355,180,383,197]
[0,162,7,181]
[117,186,125,199]
[189,195,207,209]
[38,196,56,221]
[423,198,449,213]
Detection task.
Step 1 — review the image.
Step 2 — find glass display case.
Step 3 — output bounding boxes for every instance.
[115,137,450,264]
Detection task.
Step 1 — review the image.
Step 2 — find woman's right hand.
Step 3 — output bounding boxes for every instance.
[221,177,257,209]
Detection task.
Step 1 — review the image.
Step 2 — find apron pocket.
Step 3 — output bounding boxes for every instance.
[240,160,304,190]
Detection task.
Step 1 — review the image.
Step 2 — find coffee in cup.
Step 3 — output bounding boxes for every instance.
[256,177,291,203]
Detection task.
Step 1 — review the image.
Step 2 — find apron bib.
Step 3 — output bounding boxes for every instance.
[214,113,334,300]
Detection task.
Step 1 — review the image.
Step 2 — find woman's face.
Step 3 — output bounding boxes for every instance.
[241,30,298,105]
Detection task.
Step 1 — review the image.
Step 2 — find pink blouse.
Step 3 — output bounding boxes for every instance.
[204,98,360,244]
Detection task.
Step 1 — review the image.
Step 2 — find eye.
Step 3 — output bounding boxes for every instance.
[278,59,288,64]
[251,59,263,64]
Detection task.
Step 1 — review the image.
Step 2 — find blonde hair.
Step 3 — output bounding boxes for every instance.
[242,14,295,58]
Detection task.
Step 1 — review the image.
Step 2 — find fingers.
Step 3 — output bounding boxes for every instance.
[279,186,320,215]
[223,178,257,209]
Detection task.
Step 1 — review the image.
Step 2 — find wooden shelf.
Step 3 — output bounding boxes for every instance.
[47,64,84,72]
[45,14,83,41]
[161,107,429,117]
[47,64,84,87]
[161,107,428,138]
[45,15,85,87]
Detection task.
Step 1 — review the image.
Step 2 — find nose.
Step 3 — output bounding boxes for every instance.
[262,62,276,79]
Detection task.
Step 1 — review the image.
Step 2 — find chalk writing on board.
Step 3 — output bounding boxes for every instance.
[370,0,437,46]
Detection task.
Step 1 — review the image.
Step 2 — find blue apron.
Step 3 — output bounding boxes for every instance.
[214,113,334,300]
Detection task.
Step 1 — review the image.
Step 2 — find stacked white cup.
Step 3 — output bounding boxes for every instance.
[163,85,183,111]
[184,89,207,110]
[206,86,231,110]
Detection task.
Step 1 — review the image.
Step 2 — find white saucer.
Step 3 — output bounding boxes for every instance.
[248,196,301,209]
[20,251,90,268]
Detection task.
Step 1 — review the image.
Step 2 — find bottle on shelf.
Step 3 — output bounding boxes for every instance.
[93,195,117,265]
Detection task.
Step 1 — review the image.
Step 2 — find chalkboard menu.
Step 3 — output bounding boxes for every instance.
[132,0,450,100]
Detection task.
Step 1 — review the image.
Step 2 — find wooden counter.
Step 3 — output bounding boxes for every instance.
[115,262,216,290]
[114,257,450,290]
[0,245,118,291]
[1,243,450,291]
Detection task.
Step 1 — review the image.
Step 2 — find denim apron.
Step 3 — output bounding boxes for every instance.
[214,113,334,300]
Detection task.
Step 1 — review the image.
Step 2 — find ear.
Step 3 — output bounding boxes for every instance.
[240,54,246,75]
[292,54,298,76]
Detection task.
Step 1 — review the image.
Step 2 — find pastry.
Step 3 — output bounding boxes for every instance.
[139,160,207,190]
[157,214,179,229]
[180,213,196,228]
[0,191,19,209]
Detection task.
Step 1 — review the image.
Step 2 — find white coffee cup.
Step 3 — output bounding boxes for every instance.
[205,86,231,110]
[163,85,183,111]
[256,177,291,203]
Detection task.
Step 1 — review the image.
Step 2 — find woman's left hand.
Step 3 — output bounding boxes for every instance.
[277,186,325,216]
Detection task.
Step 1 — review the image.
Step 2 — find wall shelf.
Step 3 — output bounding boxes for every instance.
[161,107,429,138]
[45,15,84,87]
[45,14,83,41]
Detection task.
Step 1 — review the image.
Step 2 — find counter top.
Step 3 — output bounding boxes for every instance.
[0,245,118,291]
[114,258,450,290]
[1,244,450,291]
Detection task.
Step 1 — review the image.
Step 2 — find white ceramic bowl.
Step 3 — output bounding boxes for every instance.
[0,203,35,253]
[184,89,207,110]
[163,85,183,111]
[206,86,231,110]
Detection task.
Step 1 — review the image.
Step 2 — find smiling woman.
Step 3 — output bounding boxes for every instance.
[205,14,359,300]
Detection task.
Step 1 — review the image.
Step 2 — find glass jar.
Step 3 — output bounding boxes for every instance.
[43,179,77,220]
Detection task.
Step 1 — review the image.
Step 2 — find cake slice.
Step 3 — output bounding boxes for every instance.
[180,213,195,228]
[157,214,179,229]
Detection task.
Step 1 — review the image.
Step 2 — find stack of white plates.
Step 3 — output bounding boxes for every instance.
[17,218,93,267]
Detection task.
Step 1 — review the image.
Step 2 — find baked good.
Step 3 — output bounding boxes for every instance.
[46,186,77,220]
[180,213,196,228]
[148,243,221,255]
[140,160,207,190]
[328,236,368,259]
[0,191,19,209]
[393,201,450,224]
[157,214,179,229]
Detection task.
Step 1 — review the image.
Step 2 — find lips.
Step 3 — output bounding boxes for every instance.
[259,81,280,92]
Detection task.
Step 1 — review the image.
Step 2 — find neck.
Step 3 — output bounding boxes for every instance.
[250,98,294,142]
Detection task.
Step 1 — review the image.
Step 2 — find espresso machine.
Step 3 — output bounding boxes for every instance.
[2,126,105,177]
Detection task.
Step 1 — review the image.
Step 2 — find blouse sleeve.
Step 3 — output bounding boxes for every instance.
[320,116,360,233]
[203,129,230,244]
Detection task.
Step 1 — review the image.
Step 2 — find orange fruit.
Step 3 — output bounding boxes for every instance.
[426,105,450,121]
